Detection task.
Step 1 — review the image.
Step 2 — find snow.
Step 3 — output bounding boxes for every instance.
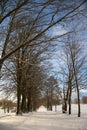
[0,108,4,114]
[0,104,87,130]
[37,105,47,112]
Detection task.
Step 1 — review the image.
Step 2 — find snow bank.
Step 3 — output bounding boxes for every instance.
[52,104,87,115]
[0,108,4,114]
[37,105,47,112]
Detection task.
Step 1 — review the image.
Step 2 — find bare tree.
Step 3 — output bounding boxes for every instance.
[0,0,86,72]
[62,34,86,117]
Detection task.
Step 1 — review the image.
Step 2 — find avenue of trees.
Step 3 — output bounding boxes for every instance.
[0,0,87,117]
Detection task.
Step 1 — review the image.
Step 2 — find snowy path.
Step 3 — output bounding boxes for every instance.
[0,111,87,130]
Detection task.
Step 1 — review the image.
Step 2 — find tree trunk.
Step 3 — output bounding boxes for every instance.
[76,77,80,117]
[62,98,67,113]
[68,80,72,115]
[21,94,27,113]
[46,90,50,110]
[73,66,80,117]
[27,95,32,112]
[7,107,9,113]
[16,84,21,115]
[70,44,81,117]
[16,95,21,115]
[68,88,72,114]
[50,88,53,111]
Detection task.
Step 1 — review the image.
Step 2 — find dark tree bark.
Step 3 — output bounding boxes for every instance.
[21,94,27,113]
[16,86,21,115]
[27,95,32,112]
[68,80,72,115]
[16,50,22,115]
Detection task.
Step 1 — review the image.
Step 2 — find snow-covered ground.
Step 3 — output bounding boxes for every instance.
[0,108,4,114]
[52,104,87,115]
[0,104,87,130]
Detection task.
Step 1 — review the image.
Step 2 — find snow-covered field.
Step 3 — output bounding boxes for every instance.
[0,104,87,130]
[0,109,4,114]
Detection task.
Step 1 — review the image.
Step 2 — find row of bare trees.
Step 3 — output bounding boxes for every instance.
[0,0,87,117]
[0,0,86,68]
[57,32,87,117]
